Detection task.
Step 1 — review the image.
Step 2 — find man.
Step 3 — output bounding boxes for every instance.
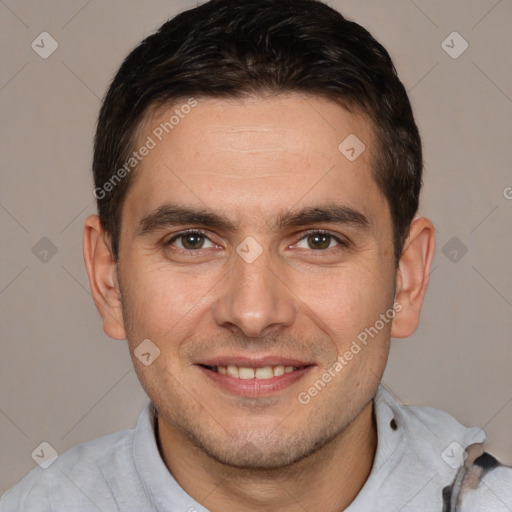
[1,0,511,510]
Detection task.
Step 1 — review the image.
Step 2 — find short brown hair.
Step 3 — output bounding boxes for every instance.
[93,0,422,264]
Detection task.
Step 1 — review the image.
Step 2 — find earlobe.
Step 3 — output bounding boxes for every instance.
[391,217,436,339]
[83,215,126,340]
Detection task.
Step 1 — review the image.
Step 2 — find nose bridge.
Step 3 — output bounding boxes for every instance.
[213,243,296,337]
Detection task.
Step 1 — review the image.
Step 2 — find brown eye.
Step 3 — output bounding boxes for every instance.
[307,233,332,250]
[166,230,214,250]
[296,231,345,251]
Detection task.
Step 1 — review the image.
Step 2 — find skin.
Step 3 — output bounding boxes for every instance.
[83,93,435,512]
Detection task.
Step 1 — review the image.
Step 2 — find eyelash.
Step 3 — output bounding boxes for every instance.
[164,229,348,255]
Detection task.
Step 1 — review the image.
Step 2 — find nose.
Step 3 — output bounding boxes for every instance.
[213,246,297,338]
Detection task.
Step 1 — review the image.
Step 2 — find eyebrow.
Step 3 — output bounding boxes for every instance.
[136,202,371,237]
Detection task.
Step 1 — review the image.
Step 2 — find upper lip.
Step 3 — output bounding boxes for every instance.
[196,355,314,368]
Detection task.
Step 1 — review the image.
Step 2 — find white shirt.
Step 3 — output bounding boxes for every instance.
[1,384,511,511]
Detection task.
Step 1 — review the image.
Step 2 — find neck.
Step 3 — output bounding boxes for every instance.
[157,400,377,512]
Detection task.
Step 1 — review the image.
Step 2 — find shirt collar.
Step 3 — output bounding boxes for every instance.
[132,401,210,512]
[132,384,406,511]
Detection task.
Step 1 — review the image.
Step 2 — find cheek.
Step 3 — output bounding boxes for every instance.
[120,258,217,340]
[299,265,392,340]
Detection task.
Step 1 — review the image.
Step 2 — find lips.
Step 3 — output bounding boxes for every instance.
[195,355,315,397]
[196,355,312,368]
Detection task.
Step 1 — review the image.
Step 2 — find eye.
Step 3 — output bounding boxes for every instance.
[165,230,216,251]
[295,230,346,250]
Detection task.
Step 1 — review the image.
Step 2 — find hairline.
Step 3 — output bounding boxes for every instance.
[111,90,400,264]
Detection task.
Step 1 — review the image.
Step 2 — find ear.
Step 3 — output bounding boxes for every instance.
[83,214,126,340]
[391,217,436,338]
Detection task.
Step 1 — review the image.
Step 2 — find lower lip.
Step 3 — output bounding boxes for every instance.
[197,365,314,397]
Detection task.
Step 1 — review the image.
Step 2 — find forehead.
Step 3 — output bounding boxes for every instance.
[124,93,388,230]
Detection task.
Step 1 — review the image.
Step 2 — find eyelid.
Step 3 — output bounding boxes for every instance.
[165,228,348,251]
[165,228,214,248]
[293,229,348,248]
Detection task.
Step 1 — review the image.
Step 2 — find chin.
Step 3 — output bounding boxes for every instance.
[189,424,337,471]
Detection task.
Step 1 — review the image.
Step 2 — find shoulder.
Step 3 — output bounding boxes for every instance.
[376,386,487,472]
[374,386,512,509]
[0,427,137,512]
[445,446,512,511]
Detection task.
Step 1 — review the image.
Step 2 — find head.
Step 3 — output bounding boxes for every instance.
[84,0,435,470]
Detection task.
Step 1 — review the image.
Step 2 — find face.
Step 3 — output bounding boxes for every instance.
[114,93,398,468]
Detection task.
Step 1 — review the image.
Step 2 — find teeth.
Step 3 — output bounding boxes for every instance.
[273,365,285,376]
[213,364,299,379]
[239,367,255,379]
[226,365,239,378]
[254,366,274,379]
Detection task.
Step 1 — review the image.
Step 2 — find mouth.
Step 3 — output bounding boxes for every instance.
[198,363,309,379]
[195,359,315,397]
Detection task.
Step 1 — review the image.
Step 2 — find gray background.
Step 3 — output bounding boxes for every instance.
[1,0,511,495]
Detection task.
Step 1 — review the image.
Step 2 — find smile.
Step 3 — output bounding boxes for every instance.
[200,364,305,379]
[197,363,315,397]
